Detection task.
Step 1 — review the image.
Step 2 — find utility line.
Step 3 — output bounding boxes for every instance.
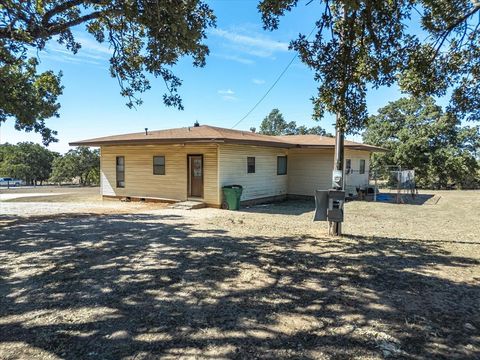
[231,24,317,129]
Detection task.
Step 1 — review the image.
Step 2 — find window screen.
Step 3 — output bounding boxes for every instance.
[247,157,255,174]
[277,156,287,175]
[153,156,165,175]
[116,156,125,188]
[359,159,366,174]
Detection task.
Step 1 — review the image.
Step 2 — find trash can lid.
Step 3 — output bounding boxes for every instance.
[223,184,242,189]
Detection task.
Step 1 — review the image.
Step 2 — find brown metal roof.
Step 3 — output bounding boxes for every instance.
[69,125,386,152]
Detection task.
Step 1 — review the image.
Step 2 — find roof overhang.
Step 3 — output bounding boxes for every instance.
[69,138,293,148]
[70,136,387,152]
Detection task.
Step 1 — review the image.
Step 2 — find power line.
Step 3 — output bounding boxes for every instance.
[231,24,317,129]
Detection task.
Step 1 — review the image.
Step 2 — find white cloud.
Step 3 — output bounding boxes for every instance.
[210,28,289,58]
[36,34,113,66]
[216,54,255,65]
[218,89,235,95]
[252,78,265,85]
[75,36,113,55]
[217,89,237,101]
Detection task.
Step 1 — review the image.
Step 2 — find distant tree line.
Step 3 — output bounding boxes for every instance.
[253,109,333,136]
[0,143,99,186]
[364,97,480,189]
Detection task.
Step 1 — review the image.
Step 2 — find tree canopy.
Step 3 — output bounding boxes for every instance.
[0,143,99,185]
[363,97,480,189]
[50,146,99,186]
[0,0,216,144]
[0,142,58,184]
[258,108,331,136]
[258,1,480,132]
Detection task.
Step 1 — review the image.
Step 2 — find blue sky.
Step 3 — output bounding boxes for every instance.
[1,0,405,153]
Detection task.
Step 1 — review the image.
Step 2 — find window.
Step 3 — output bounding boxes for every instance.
[345,159,352,174]
[116,156,125,188]
[359,159,366,174]
[277,156,287,175]
[153,156,165,175]
[247,157,255,174]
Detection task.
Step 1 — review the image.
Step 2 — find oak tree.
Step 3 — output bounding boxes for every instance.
[0,0,216,144]
[363,97,479,189]
[259,108,330,136]
[258,0,480,132]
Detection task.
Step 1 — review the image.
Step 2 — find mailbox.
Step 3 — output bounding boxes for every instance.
[314,189,345,222]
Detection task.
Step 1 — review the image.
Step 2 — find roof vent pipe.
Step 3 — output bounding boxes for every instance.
[145,128,148,135]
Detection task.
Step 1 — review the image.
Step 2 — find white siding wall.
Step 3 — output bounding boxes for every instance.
[218,144,288,201]
[344,150,370,195]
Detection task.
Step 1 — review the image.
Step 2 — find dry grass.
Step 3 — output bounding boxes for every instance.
[0,189,479,359]
[0,186,101,203]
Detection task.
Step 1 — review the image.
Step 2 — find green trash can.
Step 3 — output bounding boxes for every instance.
[222,185,243,210]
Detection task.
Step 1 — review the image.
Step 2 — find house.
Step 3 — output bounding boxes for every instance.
[70,125,385,207]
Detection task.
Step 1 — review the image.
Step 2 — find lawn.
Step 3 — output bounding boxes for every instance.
[0,189,478,359]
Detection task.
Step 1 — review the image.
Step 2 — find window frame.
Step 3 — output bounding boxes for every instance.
[116,156,125,188]
[153,155,166,175]
[345,159,352,174]
[277,156,287,175]
[247,157,256,174]
[359,159,366,174]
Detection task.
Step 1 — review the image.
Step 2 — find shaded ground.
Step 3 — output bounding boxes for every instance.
[0,190,479,359]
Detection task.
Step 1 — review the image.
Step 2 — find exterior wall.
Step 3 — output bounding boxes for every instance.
[287,148,334,197]
[99,143,371,206]
[218,144,288,202]
[344,150,370,195]
[287,148,370,197]
[100,144,219,205]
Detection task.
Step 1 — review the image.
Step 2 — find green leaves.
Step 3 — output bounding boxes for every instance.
[259,0,480,132]
[0,54,63,145]
[258,108,331,136]
[0,0,216,143]
[0,142,57,183]
[364,97,480,189]
[50,147,99,185]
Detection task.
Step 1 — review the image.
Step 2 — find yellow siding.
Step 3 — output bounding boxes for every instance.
[218,144,288,201]
[287,148,334,196]
[287,148,370,196]
[99,143,371,205]
[100,144,219,205]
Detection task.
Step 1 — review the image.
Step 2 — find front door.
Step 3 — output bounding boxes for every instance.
[188,155,203,198]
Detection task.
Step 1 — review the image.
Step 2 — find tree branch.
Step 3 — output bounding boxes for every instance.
[41,0,110,26]
[46,11,107,36]
[432,4,480,59]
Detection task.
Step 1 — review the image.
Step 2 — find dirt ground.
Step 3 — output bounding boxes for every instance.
[0,188,479,359]
[0,186,104,203]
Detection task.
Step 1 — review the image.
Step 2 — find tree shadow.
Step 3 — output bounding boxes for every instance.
[0,213,478,359]
[240,199,315,215]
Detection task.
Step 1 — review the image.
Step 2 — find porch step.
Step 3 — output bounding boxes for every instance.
[169,201,206,210]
